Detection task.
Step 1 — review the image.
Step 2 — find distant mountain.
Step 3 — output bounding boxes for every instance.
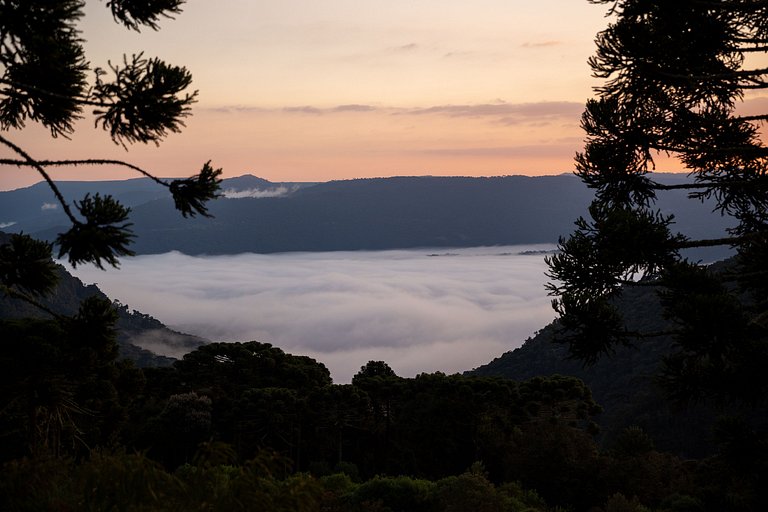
[0,233,207,366]
[7,173,735,258]
[0,177,170,234]
[0,174,310,236]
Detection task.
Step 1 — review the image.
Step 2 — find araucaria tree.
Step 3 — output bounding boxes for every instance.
[547,1,768,403]
[0,0,221,302]
[0,1,221,457]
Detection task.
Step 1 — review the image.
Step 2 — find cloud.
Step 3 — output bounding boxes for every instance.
[400,101,584,127]
[222,186,292,199]
[521,41,562,48]
[283,105,324,115]
[66,247,557,383]
[282,104,378,115]
[0,221,16,229]
[331,104,377,113]
[442,51,475,59]
[206,105,269,114]
[341,42,424,63]
[413,143,580,159]
[392,43,419,52]
[125,329,204,359]
[405,101,583,119]
[41,202,58,210]
[205,101,582,126]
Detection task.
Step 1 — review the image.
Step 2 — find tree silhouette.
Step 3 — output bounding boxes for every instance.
[0,0,221,302]
[547,1,768,403]
[0,1,221,460]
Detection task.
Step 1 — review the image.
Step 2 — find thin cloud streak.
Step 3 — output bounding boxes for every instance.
[392,43,419,52]
[283,106,324,115]
[403,101,584,120]
[332,104,377,113]
[414,144,579,158]
[203,100,583,121]
[66,247,557,383]
[521,41,563,48]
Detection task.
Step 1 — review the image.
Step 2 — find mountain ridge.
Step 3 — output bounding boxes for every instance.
[3,173,735,258]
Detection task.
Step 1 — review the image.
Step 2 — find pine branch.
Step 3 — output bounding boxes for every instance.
[651,180,768,192]
[629,329,680,339]
[738,46,768,53]
[0,77,109,109]
[0,157,169,188]
[645,141,768,158]
[675,236,741,249]
[738,114,768,122]
[0,284,64,321]
[691,0,768,9]
[650,66,768,82]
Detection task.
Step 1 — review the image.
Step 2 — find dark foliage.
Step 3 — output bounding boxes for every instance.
[55,194,135,269]
[0,234,202,366]
[0,0,221,282]
[92,52,196,147]
[549,0,768,406]
[0,233,58,296]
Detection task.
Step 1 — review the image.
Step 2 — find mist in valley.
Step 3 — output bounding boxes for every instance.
[66,245,556,382]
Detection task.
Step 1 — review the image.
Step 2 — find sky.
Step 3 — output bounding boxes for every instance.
[65,246,557,383]
[1,0,616,191]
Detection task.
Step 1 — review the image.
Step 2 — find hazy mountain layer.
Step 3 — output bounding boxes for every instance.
[5,173,735,257]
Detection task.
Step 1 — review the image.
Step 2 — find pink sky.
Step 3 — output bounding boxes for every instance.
[1,1,764,191]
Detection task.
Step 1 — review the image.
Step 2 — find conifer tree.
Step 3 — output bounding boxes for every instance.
[547,0,768,402]
[0,0,221,303]
[0,1,222,459]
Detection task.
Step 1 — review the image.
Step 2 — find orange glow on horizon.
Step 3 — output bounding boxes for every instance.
[0,2,763,192]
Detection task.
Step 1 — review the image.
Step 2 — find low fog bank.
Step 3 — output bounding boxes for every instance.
[66,246,557,383]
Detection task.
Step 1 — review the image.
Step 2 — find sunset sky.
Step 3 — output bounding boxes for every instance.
[4,0,761,191]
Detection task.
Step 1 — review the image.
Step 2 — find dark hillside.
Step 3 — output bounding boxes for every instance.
[0,232,206,366]
[469,278,759,458]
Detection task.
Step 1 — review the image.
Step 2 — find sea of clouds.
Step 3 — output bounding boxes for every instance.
[66,246,558,383]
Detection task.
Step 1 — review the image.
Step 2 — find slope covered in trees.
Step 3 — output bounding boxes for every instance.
[2,332,759,511]
[470,260,767,459]
[0,232,205,366]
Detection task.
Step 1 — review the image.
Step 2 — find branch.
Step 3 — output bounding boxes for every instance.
[0,77,109,109]
[651,182,717,191]
[0,284,64,321]
[0,157,168,188]
[738,114,768,122]
[649,66,768,83]
[630,329,679,339]
[738,46,768,53]
[676,236,741,249]
[646,140,768,158]
[0,134,79,224]
[650,180,768,192]
[691,0,768,9]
